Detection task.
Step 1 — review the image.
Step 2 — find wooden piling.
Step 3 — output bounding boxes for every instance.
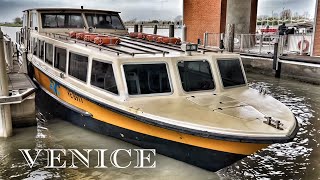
[169,24,174,37]
[153,25,158,35]
[0,28,13,137]
[134,24,139,33]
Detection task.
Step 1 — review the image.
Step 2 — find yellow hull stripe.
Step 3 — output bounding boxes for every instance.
[34,67,269,155]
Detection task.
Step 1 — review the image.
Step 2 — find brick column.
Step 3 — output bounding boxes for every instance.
[313,0,320,56]
[183,0,258,43]
[183,0,227,43]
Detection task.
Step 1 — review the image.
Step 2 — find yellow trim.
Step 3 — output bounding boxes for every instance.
[34,67,269,155]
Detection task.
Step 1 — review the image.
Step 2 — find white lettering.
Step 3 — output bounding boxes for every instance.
[19,149,42,168]
[134,149,156,168]
[68,149,92,168]
[110,149,132,168]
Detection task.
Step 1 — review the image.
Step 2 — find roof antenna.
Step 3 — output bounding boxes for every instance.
[81,6,84,9]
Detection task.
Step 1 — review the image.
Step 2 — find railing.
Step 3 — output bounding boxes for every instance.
[235,33,313,55]
[203,32,223,49]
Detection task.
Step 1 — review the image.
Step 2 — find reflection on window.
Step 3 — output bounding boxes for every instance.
[85,13,125,30]
[38,40,44,60]
[45,43,53,65]
[217,59,246,88]
[178,61,214,92]
[41,14,84,28]
[54,47,67,72]
[124,64,171,95]
[69,53,88,82]
[91,60,118,94]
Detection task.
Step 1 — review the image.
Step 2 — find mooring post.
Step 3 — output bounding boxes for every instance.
[139,24,143,33]
[273,38,282,78]
[134,24,139,33]
[219,33,225,50]
[4,38,13,72]
[182,24,187,43]
[0,28,13,138]
[21,50,28,74]
[153,25,158,35]
[226,24,235,52]
[169,24,174,37]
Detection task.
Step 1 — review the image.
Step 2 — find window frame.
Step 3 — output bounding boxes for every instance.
[121,62,174,97]
[216,58,248,89]
[44,42,54,66]
[90,58,119,96]
[54,45,68,73]
[68,51,89,83]
[32,38,38,56]
[38,39,45,60]
[176,59,216,94]
[41,13,85,29]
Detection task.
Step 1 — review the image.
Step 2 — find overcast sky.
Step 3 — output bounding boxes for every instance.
[0,0,317,22]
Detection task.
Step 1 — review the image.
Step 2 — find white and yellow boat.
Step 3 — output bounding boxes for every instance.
[17,8,298,171]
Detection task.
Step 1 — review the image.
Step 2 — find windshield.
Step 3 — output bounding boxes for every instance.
[85,13,125,30]
[178,60,215,92]
[124,63,171,95]
[217,59,246,88]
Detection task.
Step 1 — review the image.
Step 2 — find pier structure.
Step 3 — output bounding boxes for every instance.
[0,28,37,137]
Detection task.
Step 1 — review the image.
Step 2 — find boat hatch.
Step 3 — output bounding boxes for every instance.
[186,95,266,121]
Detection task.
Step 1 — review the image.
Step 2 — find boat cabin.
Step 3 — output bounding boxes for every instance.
[20,8,247,101]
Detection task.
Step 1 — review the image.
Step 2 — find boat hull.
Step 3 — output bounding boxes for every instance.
[32,65,270,171]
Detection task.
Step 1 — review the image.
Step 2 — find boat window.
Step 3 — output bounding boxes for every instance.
[45,43,53,65]
[38,40,44,60]
[32,38,37,56]
[217,59,246,88]
[41,13,84,28]
[85,13,125,30]
[68,52,88,82]
[124,63,171,95]
[178,61,215,92]
[54,47,67,72]
[91,60,118,95]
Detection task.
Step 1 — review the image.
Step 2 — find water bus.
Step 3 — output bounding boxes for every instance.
[16,8,298,171]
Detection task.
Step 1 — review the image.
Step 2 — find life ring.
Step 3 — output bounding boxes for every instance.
[298,40,309,52]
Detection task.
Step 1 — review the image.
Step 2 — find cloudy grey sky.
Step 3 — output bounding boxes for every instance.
[0,0,317,22]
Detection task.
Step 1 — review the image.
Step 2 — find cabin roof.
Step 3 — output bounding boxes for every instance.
[45,33,220,58]
[23,8,120,14]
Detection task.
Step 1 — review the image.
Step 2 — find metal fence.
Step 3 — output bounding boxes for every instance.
[234,33,313,55]
[203,32,223,49]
